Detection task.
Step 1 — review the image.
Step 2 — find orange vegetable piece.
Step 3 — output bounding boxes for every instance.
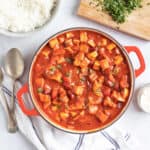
[80,57,90,68]
[49,38,59,49]
[114,55,123,65]
[96,110,109,123]
[39,93,51,103]
[80,43,89,53]
[43,101,51,110]
[73,85,84,96]
[73,38,80,45]
[93,60,101,70]
[42,45,51,58]
[88,39,96,47]
[89,70,98,82]
[58,36,65,43]
[121,88,129,99]
[103,96,116,108]
[88,105,98,114]
[50,71,62,83]
[111,91,125,102]
[99,59,109,70]
[35,78,45,88]
[87,51,98,60]
[80,32,88,42]
[66,32,74,38]
[65,39,73,46]
[107,43,116,51]
[60,112,69,120]
[101,38,107,46]
[120,75,129,88]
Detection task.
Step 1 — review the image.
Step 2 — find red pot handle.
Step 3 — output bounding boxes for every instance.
[124,46,145,77]
[17,84,39,116]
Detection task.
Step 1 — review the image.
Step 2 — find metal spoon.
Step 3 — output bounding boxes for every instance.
[4,48,25,132]
[0,67,17,132]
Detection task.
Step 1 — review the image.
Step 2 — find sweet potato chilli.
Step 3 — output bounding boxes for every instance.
[31,30,131,131]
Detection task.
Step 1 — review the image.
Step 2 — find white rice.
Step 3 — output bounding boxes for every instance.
[0,0,56,32]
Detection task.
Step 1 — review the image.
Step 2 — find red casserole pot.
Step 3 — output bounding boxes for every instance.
[17,28,145,134]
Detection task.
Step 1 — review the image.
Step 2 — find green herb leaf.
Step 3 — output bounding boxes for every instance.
[65,72,71,77]
[65,57,73,63]
[50,66,56,74]
[90,0,142,23]
[80,77,86,82]
[37,88,43,93]
[57,64,62,69]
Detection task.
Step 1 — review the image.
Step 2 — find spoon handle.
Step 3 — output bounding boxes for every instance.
[0,88,17,133]
[9,80,18,130]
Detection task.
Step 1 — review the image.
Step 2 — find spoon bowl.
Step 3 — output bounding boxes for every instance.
[4,48,24,80]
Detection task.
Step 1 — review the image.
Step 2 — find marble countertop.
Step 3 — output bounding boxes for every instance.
[0,0,150,149]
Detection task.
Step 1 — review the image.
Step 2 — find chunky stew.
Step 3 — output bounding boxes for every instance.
[31,30,131,131]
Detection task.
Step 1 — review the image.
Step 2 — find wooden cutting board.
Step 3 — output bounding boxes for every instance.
[77,0,150,40]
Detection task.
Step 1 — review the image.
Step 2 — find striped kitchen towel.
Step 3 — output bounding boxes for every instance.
[0,78,140,150]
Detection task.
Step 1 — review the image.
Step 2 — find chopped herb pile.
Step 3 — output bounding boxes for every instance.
[90,0,142,23]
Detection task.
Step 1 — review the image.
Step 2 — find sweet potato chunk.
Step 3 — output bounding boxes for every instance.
[66,32,74,38]
[114,55,123,65]
[93,60,101,70]
[107,43,116,51]
[80,43,89,53]
[111,91,125,102]
[80,57,90,68]
[60,112,69,121]
[42,46,51,58]
[39,93,51,103]
[43,101,51,109]
[101,38,107,46]
[80,32,88,42]
[120,75,129,88]
[96,110,109,123]
[49,38,59,48]
[49,71,62,83]
[88,92,102,104]
[35,78,45,88]
[121,88,129,99]
[93,80,102,96]
[88,105,98,114]
[99,59,109,70]
[89,71,98,82]
[87,51,98,61]
[103,96,116,108]
[65,39,73,47]
[88,39,96,47]
[73,85,84,96]
[58,36,65,43]
[73,52,85,66]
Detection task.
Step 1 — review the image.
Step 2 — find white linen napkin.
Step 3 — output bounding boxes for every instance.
[0,77,140,150]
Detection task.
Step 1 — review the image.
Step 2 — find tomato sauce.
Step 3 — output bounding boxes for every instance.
[31,30,131,131]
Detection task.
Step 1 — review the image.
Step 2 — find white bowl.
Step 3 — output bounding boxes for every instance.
[137,84,150,114]
[0,0,60,37]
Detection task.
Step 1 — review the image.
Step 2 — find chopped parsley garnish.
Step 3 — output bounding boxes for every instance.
[90,0,142,23]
